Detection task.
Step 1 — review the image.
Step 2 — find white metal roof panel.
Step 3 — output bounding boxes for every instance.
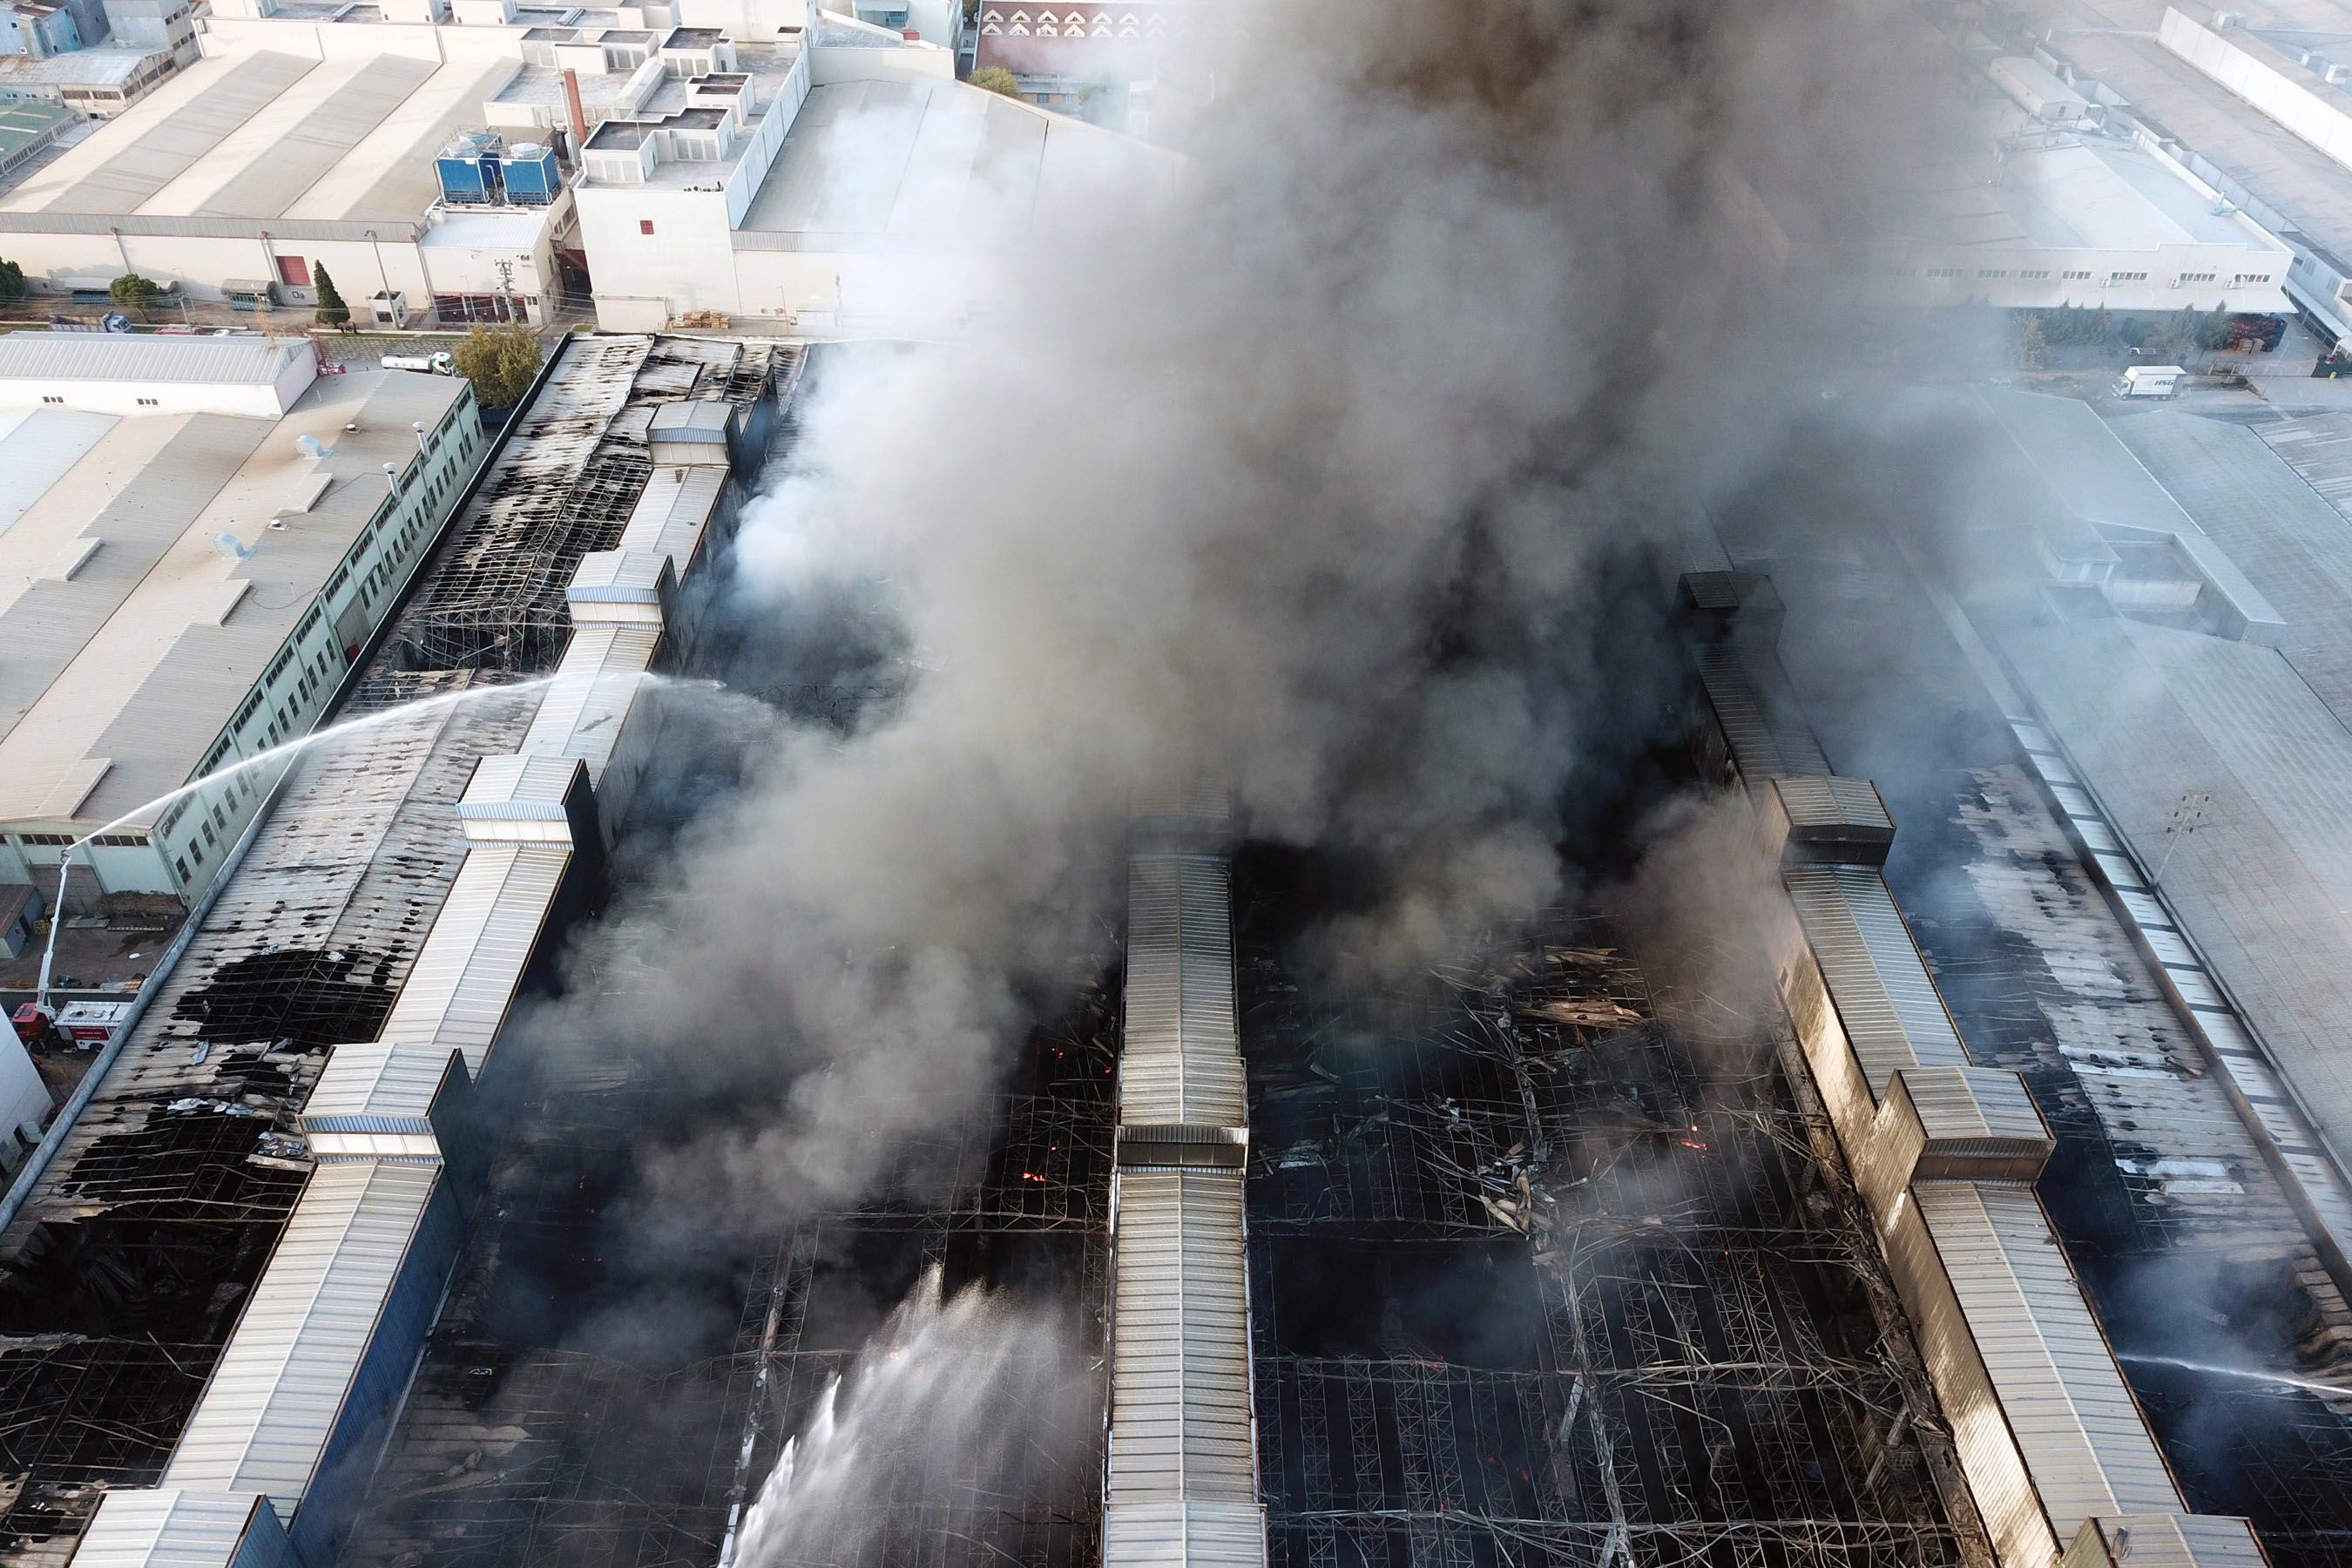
[301,1040,457,1130]
[615,464,726,571]
[518,623,662,784]
[1108,1170,1258,1504]
[1102,1499,1267,1568]
[378,843,570,1073]
[1773,773,1895,833]
[2068,1512,2270,1568]
[1696,644,1832,780]
[0,51,312,216]
[0,333,307,388]
[1913,1181,2182,1541]
[0,407,113,545]
[162,1162,441,1504]
[1121,855,1242,1126]
[71,1489,289,1568]
[1785,863,1972,1097]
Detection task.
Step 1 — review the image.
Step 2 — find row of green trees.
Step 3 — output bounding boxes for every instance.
[2025,304,2247,353]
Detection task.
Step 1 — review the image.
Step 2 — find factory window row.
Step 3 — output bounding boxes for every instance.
[2110,270,2149,283]
[2176,271,2218,284]
[14,833,73,847]
[2064,269,2092,279]
[91,833,147,848]
[2234,273,2272,284]
[2019,269,2050,280]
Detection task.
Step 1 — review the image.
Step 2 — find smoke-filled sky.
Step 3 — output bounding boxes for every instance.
[554,0,1965,1241]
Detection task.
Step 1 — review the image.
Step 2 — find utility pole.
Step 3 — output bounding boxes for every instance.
[2151,787,2211,884]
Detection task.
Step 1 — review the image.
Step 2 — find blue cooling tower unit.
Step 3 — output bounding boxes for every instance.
[501,143,562,205]
[436,130,504,205]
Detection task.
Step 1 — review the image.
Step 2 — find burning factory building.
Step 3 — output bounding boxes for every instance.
[10,4,2352,1568]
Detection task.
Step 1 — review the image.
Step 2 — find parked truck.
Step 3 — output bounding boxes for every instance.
[2113,364,2185,399]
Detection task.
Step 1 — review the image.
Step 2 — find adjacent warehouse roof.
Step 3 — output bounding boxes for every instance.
[1977,389,2285,643]
[0,100,71,176]
[0,332,314,412]
[0,365,467,828]
[0,49,519,226]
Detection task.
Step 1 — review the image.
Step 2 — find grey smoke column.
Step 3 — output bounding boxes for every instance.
[573,0,1951,1227]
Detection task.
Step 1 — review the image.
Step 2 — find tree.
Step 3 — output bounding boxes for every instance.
[969,65,1022,98]
[453,323,543,410]
[108,272,161,314]
[2019,314,2048,370]
[0,259,23,306]
[314,263,350,328]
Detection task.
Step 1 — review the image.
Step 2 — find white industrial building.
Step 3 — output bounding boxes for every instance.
[0,23,581,321]
[1877,121,2293,313]
[0,0,1158,331]
[0,332,483,906]
[575,17,1169,332]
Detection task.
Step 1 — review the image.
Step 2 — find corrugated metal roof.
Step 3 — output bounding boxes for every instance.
[70,1488,291,1568]
[1695,645,1831,780]
[1130,778,1232,822]
[301,1040,458,1131]
[1102,1500,1267,1568]
[162,1162,442,1504]
[616,464,727,571]
[1107,1170,1258,1503]
[2065,1511,2271,1567]
[1901,1064,2053,1148]
[456,754,585,844]
[1784,863,1971,1097]
[377,843,571,1073]
[1774,774,1894,834]
[519,624,661,774]
[1913,1182,2183,1543]
[1121,855,1242,1126]
[567,548,671,600]
[0,332,306,387]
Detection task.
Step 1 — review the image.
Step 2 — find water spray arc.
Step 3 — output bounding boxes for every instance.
[28,675,562,1018]
[2116,1352,2352,1402]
